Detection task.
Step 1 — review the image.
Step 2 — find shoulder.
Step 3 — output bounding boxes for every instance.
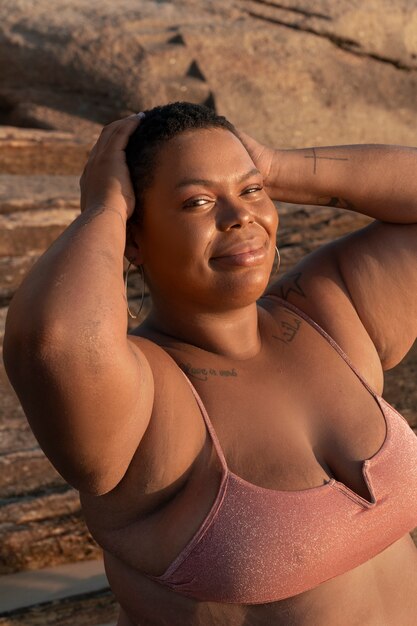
[126,332,209,465]
[261,238,384,394]
[127,333,187,389]
[126,333,206,424]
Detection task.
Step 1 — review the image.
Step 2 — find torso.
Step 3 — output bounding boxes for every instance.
[79,296,417,625]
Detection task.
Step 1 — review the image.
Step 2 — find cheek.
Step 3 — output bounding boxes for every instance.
[177,219,211,254]
[274,209,279,232]
[259,199,279,232]
[167,220,205,260]
[143,216,210,271]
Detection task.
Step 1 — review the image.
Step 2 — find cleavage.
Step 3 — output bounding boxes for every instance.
[198,369,387,505]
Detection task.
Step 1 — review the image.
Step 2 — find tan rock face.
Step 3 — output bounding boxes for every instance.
[0,0,415,610]
[0,127,93,175]
[0,0,416,143]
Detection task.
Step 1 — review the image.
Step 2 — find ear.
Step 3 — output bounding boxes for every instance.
[124,221,145,265]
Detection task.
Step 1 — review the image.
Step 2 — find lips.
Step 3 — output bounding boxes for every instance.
[211,238,266,259]
[209,238,269,268]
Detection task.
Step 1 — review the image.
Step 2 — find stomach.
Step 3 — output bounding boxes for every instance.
[109,532,417,626]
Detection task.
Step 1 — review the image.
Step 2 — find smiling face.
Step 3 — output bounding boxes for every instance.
[129,128,278,312]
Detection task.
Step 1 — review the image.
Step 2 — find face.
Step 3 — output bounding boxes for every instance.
[129,128,278,312]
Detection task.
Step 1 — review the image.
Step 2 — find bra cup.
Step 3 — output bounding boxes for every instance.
[144,382,417,604]
[145,396,417,604]
[142,295,417,603]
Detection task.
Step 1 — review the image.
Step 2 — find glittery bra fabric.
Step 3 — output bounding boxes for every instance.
[143,295,417,604]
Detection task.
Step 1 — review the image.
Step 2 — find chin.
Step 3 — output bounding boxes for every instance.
[215,270,270,309]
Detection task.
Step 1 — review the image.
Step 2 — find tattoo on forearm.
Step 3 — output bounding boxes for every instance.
[326,197,355,210]
[82,205,126,228]
[180,362,238,382]
[278,272,306,300]
[272,316,302,344]
[304,148,349,175]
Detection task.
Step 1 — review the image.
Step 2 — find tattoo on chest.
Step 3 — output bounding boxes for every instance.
[272,316,302,344]
[180,362,238,382]
[278,272,306,300]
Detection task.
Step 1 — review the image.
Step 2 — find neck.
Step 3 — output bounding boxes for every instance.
[144,299,263,360]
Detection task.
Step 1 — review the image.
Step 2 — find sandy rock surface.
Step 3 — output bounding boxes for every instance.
[0,588,118,625]
[1,0,417,145]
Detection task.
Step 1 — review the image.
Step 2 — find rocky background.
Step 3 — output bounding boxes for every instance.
[0,0,416,623]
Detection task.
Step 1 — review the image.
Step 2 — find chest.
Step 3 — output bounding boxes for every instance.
[183,334,388,502]
[78,309,417,618]
[81,318,388,532]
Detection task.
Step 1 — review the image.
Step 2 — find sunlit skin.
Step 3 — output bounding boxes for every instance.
[4,111,417,626]
[126,128,279,359]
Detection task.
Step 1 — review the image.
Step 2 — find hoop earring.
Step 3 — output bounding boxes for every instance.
[274,245,281,275]
[124,261,146,319]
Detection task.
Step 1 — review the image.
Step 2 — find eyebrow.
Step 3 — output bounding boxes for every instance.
[175,167,262,189]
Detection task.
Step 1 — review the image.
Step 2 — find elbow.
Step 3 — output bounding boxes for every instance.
[3,315,64,388]
[64,464,127,497]
[76,476,124,497]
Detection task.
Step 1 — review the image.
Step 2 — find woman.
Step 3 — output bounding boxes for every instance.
[3,101,417,625]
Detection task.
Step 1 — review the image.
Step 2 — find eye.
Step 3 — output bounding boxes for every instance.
[242,185,263,195]
[183,197,214,209]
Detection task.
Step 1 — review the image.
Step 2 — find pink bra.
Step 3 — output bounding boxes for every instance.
[143,296,417,604]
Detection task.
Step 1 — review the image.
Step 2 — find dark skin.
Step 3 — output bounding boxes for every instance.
[127,128,279,359]
[3,115,417,625]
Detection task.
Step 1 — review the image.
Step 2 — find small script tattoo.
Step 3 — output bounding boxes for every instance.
[180,362,238,382]
[278,272,306,301]
[304,148,349,175]
[272,316,302,344]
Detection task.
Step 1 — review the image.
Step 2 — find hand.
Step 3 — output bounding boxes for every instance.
[80,114,143,219]
[237,129,277,194]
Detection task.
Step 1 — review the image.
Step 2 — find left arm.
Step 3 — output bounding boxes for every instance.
[266,144,417,223]
[241,134,417,372]
[238,135,417,223]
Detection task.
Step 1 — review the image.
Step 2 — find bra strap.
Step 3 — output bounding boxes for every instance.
[264,294,380,398]
[179,370,229,473]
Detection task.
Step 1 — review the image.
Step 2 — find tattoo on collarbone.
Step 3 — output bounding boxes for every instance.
[180,362,238,382]
[278,272,306,300]
[272,316,302,344]
[304,147,349,175]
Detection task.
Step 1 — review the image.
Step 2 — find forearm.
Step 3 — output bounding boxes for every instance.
[5,205,129,350]
[268,144,417,223]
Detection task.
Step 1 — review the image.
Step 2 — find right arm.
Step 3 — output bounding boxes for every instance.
[2,115,154,496]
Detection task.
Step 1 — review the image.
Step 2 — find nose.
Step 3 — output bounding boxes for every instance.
[216,198,254,231]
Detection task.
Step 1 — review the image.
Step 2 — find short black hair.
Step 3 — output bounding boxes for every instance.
[125,101,239,226]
